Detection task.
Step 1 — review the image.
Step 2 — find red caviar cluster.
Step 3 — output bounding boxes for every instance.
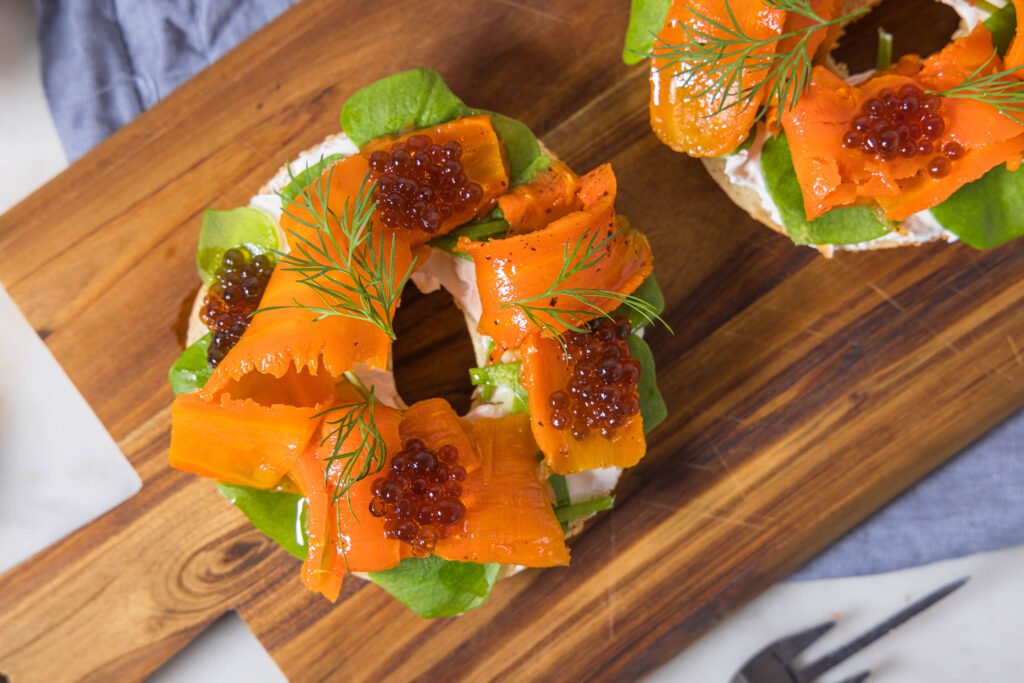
[368,134,483,234]
[548,318,641,441]
[369,438,467,556]
[842,85,963,179]
[199,248,274,366]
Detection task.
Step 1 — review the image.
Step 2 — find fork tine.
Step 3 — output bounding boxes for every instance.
[834,671,871,683]
[769,621,835,662]
[795,577,968,683]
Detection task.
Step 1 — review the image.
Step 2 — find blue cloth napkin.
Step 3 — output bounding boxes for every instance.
[33,0,1024,579]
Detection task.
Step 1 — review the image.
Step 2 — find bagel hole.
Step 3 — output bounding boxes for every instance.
[392,283,477,414]
[830,0,960,75]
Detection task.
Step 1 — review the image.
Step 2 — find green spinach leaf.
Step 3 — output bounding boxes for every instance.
[169,333,213,396]
[985,2,1017,56]
[609,273,666,332]
[216,483,307,561]
[627,334,667,434]
[196,207,279,285]
[554,495,614,523]
[469,362,529,413]
[427,214,509,258]
[340,68,471,148]
[761,133,892,245]
[473,109,550,185]
[623,0,673,65]
[369,557,501,618]
[930,163,1024,249]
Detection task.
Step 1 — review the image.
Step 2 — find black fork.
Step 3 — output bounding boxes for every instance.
[730,577,968,683]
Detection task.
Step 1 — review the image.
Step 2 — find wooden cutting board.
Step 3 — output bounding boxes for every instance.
[1,0,1022,680]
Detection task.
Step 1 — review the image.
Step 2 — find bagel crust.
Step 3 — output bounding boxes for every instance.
[187,129,621,569]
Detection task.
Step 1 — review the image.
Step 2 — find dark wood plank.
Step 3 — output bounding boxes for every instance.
[1,0,1022,680]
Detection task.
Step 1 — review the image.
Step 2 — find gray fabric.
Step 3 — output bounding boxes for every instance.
[33,0,1024,579]
[792,412,1024,579]
[35,0,296,161]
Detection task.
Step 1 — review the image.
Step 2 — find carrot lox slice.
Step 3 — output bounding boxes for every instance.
[650,0,786,157]
[520,332,646,475]
[498,161,582,235]
[458,165,652,358]
[169,390,327,489]
[433,414,570,567]
[201,154,416,400]
[291,444,345,601]
[361,114,511,245]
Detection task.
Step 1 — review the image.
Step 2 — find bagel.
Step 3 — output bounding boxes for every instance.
[625,0,1024,253]
[168,69,666,616]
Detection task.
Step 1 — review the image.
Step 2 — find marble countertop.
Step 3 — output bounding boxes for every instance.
[1,1,1020,680]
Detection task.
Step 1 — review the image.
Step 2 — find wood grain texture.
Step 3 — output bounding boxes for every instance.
[1,0,1022,680]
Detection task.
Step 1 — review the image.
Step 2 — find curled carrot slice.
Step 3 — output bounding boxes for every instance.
[458,165,652,358]
[498,161,582,235]
[520,332,645,475]
[169,387,328,489]
[434,414,570,567]
[361,115,511,245]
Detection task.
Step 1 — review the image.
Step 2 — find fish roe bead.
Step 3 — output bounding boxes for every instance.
[199,248,274,367]
[928,156,951,178]
[369,438,467,552]
[369,133,484,234]
[942,141,965,160]
[547,317,643,441]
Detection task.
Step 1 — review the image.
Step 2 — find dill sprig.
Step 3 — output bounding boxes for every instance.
[929,55,1024,126]
[316,371,387,506]
[265,160,416,339]
[501,226,670,347]
[649,0,866,118]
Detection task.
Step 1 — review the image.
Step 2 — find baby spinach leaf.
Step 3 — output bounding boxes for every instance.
[623,0,672,65]
[196,207,279,285]
[216,483,308,561]
[169,333,213,396]
[369,557,501,618]
[761,133,892,246]
[426,214,509,259]
[279,153,348,207]
[554,495,614,524]
[985,2,1017,56]
[627,334,667,434]
[931,163,1024,249]
[473,109,550,185]
[469,362,529,413]
[340,68,471,148]
[610,273,665,332]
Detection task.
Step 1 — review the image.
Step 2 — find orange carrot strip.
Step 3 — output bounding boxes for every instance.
[361,115,510,245]
[498,161,582,235]
[291,445,345,601]
[201,154,414,399]
[520,332,646,474]
[433,414,570,567]
[575,163,617,207]
[169,390,326,489]
[458,172,652,357]
[650,0,786,157]
[329,398,405,573]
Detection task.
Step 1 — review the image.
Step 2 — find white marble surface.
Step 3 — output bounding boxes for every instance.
[1,2,1021,681]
